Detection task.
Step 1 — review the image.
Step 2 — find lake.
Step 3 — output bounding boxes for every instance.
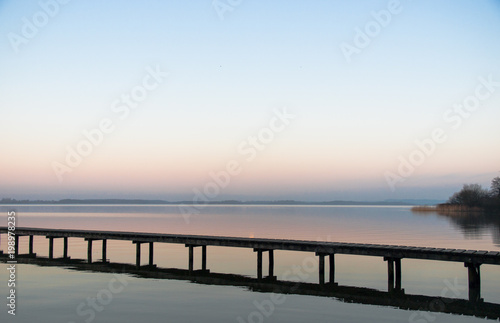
[1,205,499,322]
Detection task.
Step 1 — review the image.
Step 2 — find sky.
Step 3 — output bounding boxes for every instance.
[1,0,500,201]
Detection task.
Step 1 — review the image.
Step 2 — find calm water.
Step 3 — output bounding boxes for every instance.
[1,205,499,322]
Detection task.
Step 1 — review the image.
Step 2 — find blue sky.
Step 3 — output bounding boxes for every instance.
[1,0,499,201]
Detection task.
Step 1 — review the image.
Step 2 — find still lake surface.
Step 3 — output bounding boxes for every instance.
[1,205,499,322]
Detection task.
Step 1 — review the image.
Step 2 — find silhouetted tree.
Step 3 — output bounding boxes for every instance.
[491,177,500,199]
[447,184,489,207]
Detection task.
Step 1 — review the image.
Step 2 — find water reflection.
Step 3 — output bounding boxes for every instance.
[3,256,499,321]
[413,209,500,247]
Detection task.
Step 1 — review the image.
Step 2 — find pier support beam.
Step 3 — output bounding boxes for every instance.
[329,254,335,284]
[201,245,207,271]
[387,258,394,290]
[384,257,403,293]
[136,242,141,268]
[29,235,34,255]
[269,249,274,278]
[48,237,54,259]
[256,249,263,280]
[45,236,66,260]
[254,249,276,280]
[86,239,93,263]
[85,239,108,264]
[14,234,19,257]
[102,239,107,263]
[149,242,154,267]
[395,258,402,291]
[316,253,336,286]
[318,253,325,285]
[465,262,481,302]
[63,237,69,259]
[133,241,155,269]
[188,245,194,273]
[185,244,209,274]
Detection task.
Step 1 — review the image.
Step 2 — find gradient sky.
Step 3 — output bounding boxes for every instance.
[1,0,500,201]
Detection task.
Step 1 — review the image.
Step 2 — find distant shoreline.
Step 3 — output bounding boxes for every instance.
[411,204,493,213]
[0,198,444,206]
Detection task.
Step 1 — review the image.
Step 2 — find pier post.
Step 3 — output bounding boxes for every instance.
[385,257,394,292]
[14,234,19,257]
[384,257,403,293]
[136,242,141,268]
[102,239,107,263]
[188,245,194,273]
[395,258,402,291]
[254,249,274,280]
[184,245,207,273]
[63,237,68,259]
[465,262,481,302]
[329,254,335,284]
[29,235,34,255]
[48,237,54,259]
[87,239,93,263]
[133,241,155,268]
[316,252,325,285]
[268,249,274,278]
[256,249,263,280]
[201,245,207,271]
[149,242,154,267]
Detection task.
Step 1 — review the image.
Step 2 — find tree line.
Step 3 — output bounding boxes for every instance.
[445,176,500,211]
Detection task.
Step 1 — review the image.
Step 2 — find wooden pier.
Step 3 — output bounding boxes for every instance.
[1,226,500,302]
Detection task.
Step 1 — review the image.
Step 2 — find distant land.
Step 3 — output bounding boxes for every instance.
[0,198,445,206]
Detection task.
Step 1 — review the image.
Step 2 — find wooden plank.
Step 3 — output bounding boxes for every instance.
[356,244,375,248]
[410,247,428,252]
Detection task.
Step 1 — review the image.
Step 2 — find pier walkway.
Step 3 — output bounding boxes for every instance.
[1,226,499,302]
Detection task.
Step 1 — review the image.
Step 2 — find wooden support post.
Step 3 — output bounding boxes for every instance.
[87,239,93,263]
[256,249,263,280]
[149,242,154,267]
[102,239,107,263]
[395,258,402,291]
[268,249,274,278]
[188,245,194,273]
[14,234,19,257]
[329,254,335,284]
[48,237,54,259]
[201,245,207,271]
[386,258,394,292]
[136,242,141,268]
[318,253,325,285]
[29,235,34,255]
[63,237,68,259]
[465,263,481,302]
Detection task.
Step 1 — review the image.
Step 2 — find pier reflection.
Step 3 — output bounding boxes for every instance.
[3,255,500,320]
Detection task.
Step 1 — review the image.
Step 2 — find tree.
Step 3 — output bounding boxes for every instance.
[490,177,500,199]
[447,184,489,207]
